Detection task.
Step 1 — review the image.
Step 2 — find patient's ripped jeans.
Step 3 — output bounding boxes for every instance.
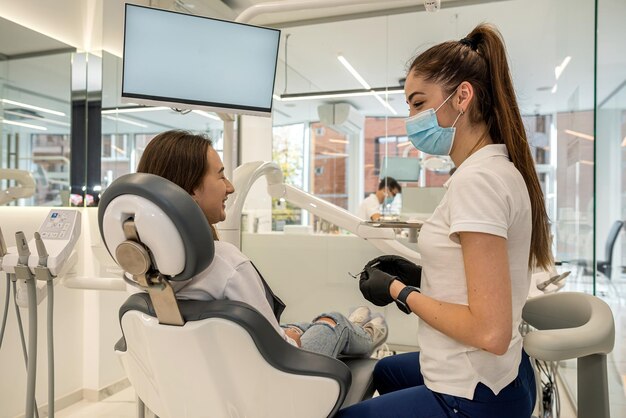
[283,312,376,358]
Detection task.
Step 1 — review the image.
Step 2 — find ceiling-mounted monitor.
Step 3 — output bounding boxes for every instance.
[379,156,421,182]
[122,4,280,117]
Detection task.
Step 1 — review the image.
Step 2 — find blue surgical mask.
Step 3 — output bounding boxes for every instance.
[384,196,394,206]
[405,90,463,156]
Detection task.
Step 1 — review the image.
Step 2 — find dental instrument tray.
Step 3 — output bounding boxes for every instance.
[360,220,423,230]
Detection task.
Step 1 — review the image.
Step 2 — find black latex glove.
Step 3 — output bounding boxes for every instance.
[359,266,395,306]
[365,255,422,288]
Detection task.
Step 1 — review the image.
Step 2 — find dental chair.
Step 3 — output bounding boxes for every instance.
[523,292,615,418]
[98,173,377,418]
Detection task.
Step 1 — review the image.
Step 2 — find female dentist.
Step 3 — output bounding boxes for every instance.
[337,23,550,418]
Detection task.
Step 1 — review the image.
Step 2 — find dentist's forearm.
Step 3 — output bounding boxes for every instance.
[389,280,512,355]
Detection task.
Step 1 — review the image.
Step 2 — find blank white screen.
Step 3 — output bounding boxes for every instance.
[123,5,280,113]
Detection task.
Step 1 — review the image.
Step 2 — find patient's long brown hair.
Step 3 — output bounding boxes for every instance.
[408,24,550,269]
[136,130,219,240]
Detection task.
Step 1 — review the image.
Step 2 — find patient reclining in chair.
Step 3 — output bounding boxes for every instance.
[134,130,388,358]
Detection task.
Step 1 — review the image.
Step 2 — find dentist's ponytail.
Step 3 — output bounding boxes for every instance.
[408,23,550,269]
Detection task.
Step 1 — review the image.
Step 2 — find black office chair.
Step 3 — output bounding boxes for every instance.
[597,220,623,280]
[565,220,623,281]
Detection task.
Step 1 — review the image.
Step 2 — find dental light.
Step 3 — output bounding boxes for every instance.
[0,169,36,206]
[220,161,421,264]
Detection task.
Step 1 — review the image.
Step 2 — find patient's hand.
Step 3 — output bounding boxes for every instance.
[284,327,302,347]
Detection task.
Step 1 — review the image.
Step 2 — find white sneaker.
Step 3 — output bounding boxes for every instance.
[348,306,372,326]
[363,314,388,348]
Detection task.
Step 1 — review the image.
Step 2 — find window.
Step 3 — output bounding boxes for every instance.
[272,123,305,230]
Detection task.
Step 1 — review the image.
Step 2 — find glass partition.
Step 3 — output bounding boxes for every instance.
[271,122,306,230]
[0,52,72,206]
[597,0,626,287]
[267,0,596,252]
[596,1,626,416]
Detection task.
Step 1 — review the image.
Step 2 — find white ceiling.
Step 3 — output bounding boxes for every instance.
[267,0,599,124]
[1,0,624,134]
[0,17,74,57]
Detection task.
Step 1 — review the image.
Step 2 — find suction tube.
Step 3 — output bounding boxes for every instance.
[0,277,8,349]
[47,279,54,417]
[25,276,37,418]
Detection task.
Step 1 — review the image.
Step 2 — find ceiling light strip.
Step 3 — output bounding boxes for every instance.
[1,99,66,117]
[280,90,374,101]
[321,151,349,157]
[278,86,404,102]
[555,56,572,80]
[2,110,71,127]
[191,110,221,120]
[0,118,47,131]
[564,129,594,141]
[103,115,148,128]
[373,93,397,115]
[337,55,371,90]
[101,106,170,115]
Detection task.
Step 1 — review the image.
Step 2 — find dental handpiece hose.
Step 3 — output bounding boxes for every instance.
[16,231,37,418]
[35,232,54,418]
[0,277,8,349]
[11,277,39,418]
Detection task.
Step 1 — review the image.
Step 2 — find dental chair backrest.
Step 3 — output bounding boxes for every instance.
[99,172,214,325]
[98,173,352,418]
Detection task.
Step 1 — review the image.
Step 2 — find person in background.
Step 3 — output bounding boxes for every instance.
[136,129,389,359]
[358,177,402,221]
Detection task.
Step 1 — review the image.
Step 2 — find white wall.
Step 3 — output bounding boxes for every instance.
[239,115,274,233]
[242,232,421,349]
[0,0,102,52]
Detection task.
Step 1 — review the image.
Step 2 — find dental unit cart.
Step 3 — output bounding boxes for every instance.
[0,209,81,418]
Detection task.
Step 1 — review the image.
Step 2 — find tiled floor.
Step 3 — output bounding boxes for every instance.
[56,387,137,418]
[54,381,579,418]
[55,268,626,418]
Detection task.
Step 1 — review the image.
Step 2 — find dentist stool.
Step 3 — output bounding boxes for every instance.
[98,173,377,418]
[523,292,615,418]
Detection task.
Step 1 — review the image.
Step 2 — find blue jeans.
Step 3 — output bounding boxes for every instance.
[335,350,536,418]
[283,312,376,358]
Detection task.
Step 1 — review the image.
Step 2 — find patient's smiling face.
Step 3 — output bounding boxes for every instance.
[192,147,235,224]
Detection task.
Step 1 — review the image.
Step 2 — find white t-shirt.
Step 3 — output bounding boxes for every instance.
[358,193,381,220]
[171,240,297,346]
[416,144,532,399]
